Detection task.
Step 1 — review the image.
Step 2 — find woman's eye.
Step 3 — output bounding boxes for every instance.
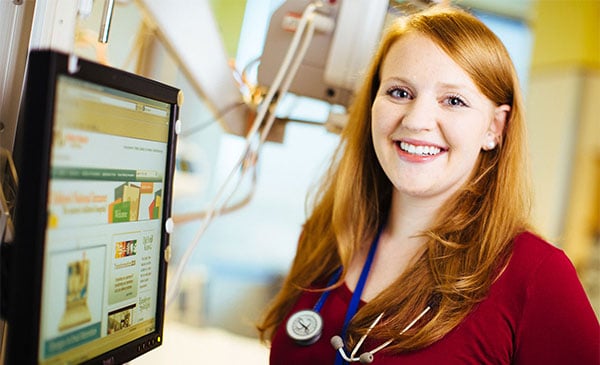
[445,95,467,107]
[387,87,411,99]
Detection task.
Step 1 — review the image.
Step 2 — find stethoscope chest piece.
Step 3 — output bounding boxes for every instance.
[286,309,324,346]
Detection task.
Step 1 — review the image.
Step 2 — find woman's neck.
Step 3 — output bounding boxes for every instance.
[385,191,444,244]
[349,191,445,301]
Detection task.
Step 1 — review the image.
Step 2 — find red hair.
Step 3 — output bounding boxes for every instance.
[258,5,531,352]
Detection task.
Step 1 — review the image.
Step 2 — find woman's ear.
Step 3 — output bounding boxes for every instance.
[483,104,510,150]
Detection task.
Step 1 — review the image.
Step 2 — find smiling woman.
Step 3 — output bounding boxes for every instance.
[258,4,600,365]
[371,32,509,202]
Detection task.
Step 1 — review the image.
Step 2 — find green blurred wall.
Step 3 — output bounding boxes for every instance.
[209,0,248,58]
[531,0,600,70]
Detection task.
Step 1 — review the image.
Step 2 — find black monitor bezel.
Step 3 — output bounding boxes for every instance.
[4,49,179,365]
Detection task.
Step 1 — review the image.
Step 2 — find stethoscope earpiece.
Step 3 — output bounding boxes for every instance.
[359,352,374,364]
[331,335,374,363]
[330,335,344,350]
[329,304,434,363]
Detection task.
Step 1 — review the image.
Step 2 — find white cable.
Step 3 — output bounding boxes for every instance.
[166,157,244,305]
[245,2,319,142]
[258,13,317,146]
[165,2,322,307]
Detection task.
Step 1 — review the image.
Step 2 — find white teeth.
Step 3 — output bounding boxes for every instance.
[399,141,441,156]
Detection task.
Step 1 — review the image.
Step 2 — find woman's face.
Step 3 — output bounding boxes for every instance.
[371,33,509,203]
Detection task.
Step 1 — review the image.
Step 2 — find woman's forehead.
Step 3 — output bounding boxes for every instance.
[379,34,479,92]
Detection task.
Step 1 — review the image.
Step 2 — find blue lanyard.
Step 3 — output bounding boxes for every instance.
[307,230,381,364]
[313,268,342,312]
[313,230,381,313]
[334,230,382,365]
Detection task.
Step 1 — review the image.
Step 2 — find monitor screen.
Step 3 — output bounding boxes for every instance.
[2,50,179,364]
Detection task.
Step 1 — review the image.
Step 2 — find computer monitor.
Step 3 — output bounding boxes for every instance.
[2,50,180,364]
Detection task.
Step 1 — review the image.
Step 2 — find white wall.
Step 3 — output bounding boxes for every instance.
[527,68,584,241]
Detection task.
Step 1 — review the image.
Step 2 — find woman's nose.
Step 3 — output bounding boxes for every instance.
[401,97,436,132]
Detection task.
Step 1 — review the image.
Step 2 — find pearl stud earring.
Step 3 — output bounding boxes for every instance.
[485,140,496,150]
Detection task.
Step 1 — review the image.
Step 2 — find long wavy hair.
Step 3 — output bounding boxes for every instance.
[258,5,531,352]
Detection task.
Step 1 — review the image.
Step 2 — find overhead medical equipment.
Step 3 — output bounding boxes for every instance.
[257,0,388,131]
[165,0,388,305]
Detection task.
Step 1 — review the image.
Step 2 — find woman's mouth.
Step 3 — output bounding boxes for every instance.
[398,141,444,156]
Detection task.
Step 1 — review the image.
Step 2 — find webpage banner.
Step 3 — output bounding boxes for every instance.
[40,125,167,363]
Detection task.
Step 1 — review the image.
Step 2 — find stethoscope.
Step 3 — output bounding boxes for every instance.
[285,229,435,364]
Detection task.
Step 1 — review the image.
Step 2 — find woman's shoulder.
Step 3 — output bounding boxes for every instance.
[502,233,600,364]
[509,231,570,272]
[512,230,561,255]
[497,230,577,295]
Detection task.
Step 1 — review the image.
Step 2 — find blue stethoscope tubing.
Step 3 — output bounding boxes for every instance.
[334,229,381,365]
[301,228,381,364]
[290,228,436,364]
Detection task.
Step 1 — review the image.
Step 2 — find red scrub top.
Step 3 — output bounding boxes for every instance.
[270,232,600,364]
